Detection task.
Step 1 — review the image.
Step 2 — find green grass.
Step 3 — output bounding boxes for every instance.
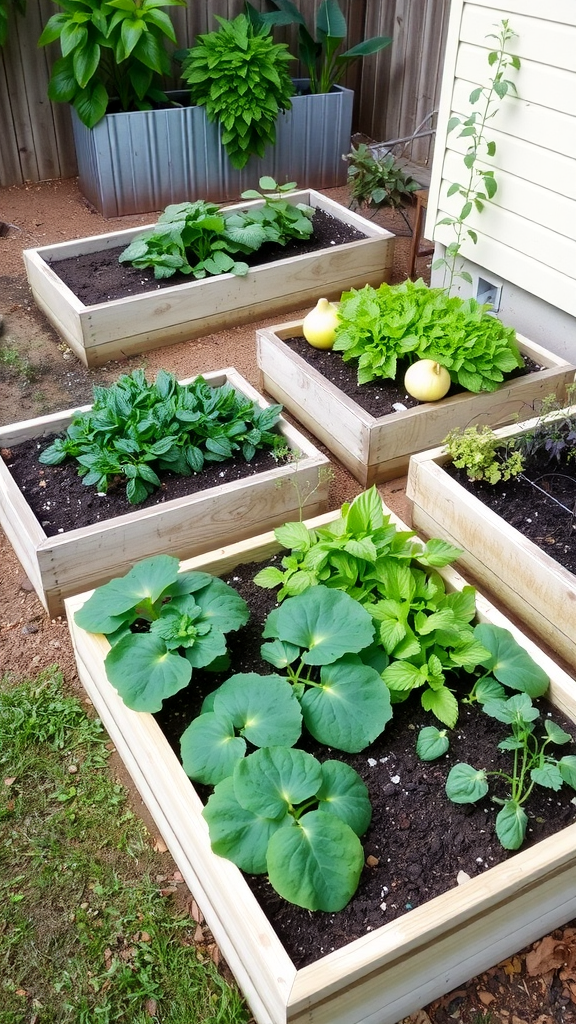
[0,341,37,384]
[0,667,250,1024]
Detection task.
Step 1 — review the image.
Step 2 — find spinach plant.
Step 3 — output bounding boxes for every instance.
[180,13,294,169]
[74,554,250,713]
[444,424,524,484]
[446,691,576,850]
[204,746,371,911]
[346,143,419,212]
[119,179,314,280]
[39,369,284,503]
[38,0,185,128]
[333,278,524,392]
[247,0,392,94]
[433,20,520,291]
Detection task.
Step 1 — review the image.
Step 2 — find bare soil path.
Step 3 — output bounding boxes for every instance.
[1,176,575,1024]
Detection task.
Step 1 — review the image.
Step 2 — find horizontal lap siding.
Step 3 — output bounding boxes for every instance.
[427,0,576,317]
[0,0,449,188]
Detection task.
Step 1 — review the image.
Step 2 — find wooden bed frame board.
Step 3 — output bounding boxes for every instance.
[0,368,330,616]
[407,407,576,671]
[22,191,395,367]
[256,322,576,486]
[65,505,576,1024]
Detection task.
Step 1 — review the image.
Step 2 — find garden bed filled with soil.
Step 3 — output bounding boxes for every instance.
[154,553,576,971]
[47,209,365,306]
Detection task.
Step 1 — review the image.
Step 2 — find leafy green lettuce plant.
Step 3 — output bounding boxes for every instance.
[333,278,524,392]
[446,691,576,850]
[247,0,392,94]
[73,554,250,712]
[39,369,284,503]
[38,0,185,128]
[180,13,294,169]
[203,746,371,911]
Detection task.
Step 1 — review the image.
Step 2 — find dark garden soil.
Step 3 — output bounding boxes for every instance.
[449,449,576,577]
[154,557,576,976]
[283,336,541,419]
[2,436,290,536]
[48,209,367,306]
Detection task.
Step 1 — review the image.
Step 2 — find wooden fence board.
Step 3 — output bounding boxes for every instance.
[0,0,449,188]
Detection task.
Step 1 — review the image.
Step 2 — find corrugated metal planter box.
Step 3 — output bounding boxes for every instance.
[22,189,394,368]
[257,318,576,484]
[0,367,331,616]
[407,407,576,671]
[65,505,576,1024]
[72,83,354,218]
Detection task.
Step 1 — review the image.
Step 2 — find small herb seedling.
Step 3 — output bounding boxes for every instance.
[446,693,576,850]
[444,424,524,484]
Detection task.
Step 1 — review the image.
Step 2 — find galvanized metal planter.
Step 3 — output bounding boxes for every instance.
[73,83,354,218]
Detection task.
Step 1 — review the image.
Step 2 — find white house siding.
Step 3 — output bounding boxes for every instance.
[426,0,576,359]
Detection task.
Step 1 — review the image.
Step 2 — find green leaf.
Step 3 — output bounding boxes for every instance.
[416,725,450,761]
[558,756,576,789]
[495,801,527,849]
[474,624,549,697]
[104,633,191,712]
[421,685,459,728]
[74,555,180,632]
[203,776,288,873]
[213,672,302,748]
[180,711,247,785]
[316,760,371,835]
[301,655,392,752]
[233,746,322,820]
[531,763,564,791]
[260,639,301,668]
[545,719,572,745]
[474,676,506,703]
[266,810,364,911]
[418,538,463,567]
[269,587,374,665]
[446,762,489,803]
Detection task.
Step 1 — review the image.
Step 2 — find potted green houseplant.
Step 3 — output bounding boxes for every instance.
[65,492,576,1024]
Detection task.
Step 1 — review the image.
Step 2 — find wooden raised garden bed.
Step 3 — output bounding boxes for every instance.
[256,319,575,485]
[407,408,576,671]
[65,505,576,1024]
[0,368,330,616]
[22,190,395,368]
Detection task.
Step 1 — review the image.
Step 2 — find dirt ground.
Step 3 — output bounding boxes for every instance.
[1,176,576,1024]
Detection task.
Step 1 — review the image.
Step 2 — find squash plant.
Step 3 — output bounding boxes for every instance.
[39,369,284,503]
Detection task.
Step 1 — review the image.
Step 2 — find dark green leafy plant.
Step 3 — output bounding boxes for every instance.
[333,278,524,392]
[433,19,521,291]
[39,369,284,503]
[38,0,185,129]
[512,384,576,466]
[203,746,371,911]
[119,179,314,279]
[73,554,250,712]
[180,13,294,169]
[446,691,576,850]
[444,424,524,484]
[247,0,392,94]
[0,0,25,46]
[346,143,419,212]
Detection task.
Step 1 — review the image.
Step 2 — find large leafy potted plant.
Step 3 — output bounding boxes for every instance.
[65,492,576,1024]
[39,2,359,217]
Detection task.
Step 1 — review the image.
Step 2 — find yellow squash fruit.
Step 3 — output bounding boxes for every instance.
[404,359,451,402]
[302,297,339,349]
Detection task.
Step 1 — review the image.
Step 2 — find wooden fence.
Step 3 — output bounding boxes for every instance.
[0,0,449,188]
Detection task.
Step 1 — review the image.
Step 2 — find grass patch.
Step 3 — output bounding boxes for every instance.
[0,667,249,1024]
[0,342,37,385]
